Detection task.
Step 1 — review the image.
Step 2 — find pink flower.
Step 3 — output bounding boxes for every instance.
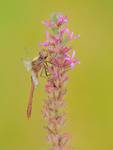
[48,66,59,77]
[45,79,56,93]
[62,47,72,53]
[59,46,72,54]
[42,105,49,119]
[65,51,80,68]
[42,14,80,150]
[46,134,60,145]
[49,114,65,127]
[62,28,80,41]
[50,57,66,67]
[65,29,75,41]
[60,28,68,35]
[57,15,68,26]
[69,32,74,41]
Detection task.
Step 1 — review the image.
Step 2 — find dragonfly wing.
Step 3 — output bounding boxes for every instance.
[23,60,32,71]
[31,71,39,88]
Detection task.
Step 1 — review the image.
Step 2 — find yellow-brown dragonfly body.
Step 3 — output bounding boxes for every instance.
[26,50,48,119]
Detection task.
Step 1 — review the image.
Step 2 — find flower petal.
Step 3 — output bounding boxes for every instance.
[46,31,49,40]
[39,42,49,46]
[70,62,75,69]
[72,50,76,59]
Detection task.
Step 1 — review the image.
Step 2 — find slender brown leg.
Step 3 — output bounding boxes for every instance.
[43,63,50,77]
[27,77,35,119]
[40,66,44,77]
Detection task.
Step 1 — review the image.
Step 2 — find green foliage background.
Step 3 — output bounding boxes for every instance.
[0,0,113,149]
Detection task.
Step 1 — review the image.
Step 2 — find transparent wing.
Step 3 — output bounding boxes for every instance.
[23,59,32,71]
[31,71,39,88]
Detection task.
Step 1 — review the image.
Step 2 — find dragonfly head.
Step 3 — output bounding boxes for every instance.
[39,49,48,60]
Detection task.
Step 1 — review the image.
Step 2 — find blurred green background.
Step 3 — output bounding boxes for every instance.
[0,0,113,150]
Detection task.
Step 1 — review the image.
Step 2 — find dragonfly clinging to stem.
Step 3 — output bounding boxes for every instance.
[24,50,50,119]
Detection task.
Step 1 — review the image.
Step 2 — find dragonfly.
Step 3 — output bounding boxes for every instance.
[24,50,50,119]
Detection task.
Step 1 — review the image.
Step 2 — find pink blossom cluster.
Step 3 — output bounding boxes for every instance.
[40,13,80,150]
